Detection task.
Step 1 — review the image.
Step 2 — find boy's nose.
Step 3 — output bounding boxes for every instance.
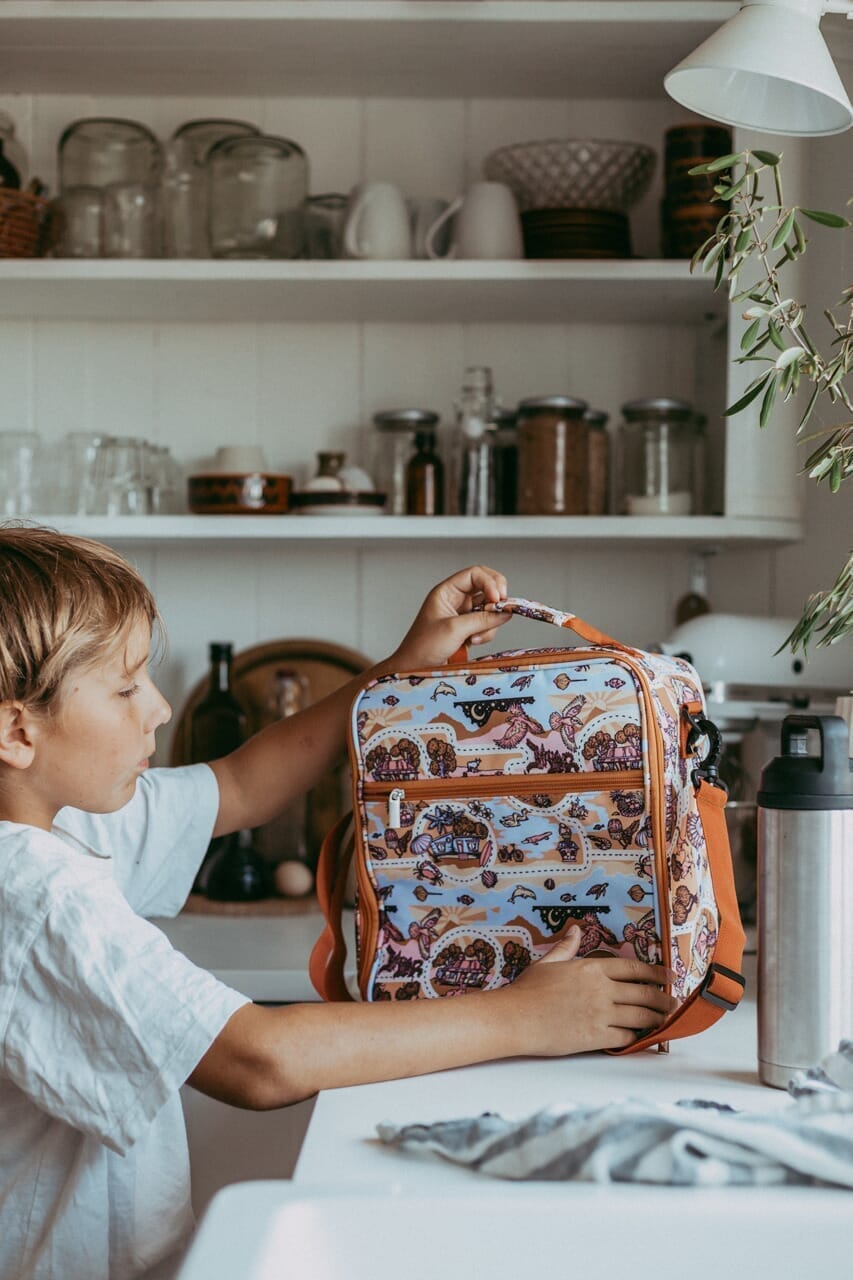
[147,687,172,730]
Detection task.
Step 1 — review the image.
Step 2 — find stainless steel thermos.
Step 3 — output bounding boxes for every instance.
[757,714,853,1088]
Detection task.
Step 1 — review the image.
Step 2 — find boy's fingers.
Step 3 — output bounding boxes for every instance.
[600,959,671,986]
[610,1004,669,1031]
[540,925,582,962]
[610,983,677,1013]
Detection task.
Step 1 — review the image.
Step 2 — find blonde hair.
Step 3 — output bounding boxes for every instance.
[0,524,161,711]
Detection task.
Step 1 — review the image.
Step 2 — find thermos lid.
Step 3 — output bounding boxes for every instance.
[757,714,853,810]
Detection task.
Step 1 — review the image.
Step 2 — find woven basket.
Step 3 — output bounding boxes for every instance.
[0,188,52,258]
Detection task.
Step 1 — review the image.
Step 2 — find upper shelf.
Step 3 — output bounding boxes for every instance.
[0,260,724,325]
[39,514,801,549]
[0,1,740,98]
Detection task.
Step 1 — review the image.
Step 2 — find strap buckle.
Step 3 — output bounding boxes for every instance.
[699,961,745,1011]
[683,708,727,794]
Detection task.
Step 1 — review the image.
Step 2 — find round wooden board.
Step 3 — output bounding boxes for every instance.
[170,637,371,860]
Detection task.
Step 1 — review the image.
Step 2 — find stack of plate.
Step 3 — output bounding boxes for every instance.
[484,137,654,260]
[521,208,631,259]
[661,123,732,258]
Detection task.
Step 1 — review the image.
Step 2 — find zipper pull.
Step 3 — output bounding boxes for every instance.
[388,787,405,827]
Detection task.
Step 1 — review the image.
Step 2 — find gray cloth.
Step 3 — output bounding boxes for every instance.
[377,1041,853,1189]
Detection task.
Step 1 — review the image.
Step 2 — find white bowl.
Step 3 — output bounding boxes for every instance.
[484,138,656,213]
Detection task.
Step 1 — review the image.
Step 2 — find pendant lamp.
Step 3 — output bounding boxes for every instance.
[664,0,853,136]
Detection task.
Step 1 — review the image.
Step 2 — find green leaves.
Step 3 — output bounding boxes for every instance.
[771,208,796,249]
[800,208,851,229]
[725,372,772,416]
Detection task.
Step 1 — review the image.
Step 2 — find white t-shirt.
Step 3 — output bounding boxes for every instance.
[0,764,251,1280]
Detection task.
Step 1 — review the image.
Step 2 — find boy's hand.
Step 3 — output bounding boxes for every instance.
[389,565,510,670]
[502,927,676,1055]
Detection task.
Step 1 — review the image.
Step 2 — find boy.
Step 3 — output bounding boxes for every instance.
[0,526,673,1280]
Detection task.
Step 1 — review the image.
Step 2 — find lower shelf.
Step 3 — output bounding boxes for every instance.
[31,513,802,547]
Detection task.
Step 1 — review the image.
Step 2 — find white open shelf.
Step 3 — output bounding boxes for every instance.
[0,1,740,98]
[35,514,801,548]
[0,260,723,325]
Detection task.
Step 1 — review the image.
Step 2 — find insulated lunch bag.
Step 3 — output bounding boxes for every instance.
[310,598,746,1052]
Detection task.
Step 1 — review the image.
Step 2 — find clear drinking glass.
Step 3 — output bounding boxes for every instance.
[162,118,260,258]
[0,431,42,515]
[59,432,114,514]
[53,186,104,258]
[103,436,148,515]
[305,193,348,259]
[207,134,309,259]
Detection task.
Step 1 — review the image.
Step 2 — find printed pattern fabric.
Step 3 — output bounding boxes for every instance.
[351,643,719,1005]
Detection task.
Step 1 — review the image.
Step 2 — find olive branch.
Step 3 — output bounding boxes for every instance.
[690,149,852,652]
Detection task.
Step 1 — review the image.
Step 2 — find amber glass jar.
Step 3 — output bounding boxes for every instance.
[583,407,609,515]
[516,396,588,515]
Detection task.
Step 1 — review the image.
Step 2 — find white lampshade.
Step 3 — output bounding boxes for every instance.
[664,0,853,136]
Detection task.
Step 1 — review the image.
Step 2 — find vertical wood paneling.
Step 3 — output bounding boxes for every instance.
[154,323,261,472]
[364,99,465,198]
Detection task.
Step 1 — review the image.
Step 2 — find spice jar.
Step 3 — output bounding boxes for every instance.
[516,396,588,516]
[616,397,699,515]
[583,407,609,515]
[371,409,440,515]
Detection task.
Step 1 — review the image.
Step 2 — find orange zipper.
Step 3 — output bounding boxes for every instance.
[363,769,645,822]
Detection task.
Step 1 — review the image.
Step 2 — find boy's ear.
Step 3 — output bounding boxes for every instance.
[0,701,37,769]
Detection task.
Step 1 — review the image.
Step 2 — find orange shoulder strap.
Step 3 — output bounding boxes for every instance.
[309,811,356,1002]
[615,779,746,1054]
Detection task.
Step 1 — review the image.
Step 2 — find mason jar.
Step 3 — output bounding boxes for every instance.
[207,133,308,259]
[516,395,588,515]
[616,397,700,515]
[370,409,441,514]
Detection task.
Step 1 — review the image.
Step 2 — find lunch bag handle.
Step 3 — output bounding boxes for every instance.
[449,596,635,664]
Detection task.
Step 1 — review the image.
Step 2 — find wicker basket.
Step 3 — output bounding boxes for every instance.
[0,188,52,258]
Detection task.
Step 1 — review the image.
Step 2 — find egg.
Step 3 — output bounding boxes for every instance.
[274,859,314,898]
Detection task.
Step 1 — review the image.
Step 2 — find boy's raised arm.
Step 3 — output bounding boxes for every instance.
[207,566,511,839]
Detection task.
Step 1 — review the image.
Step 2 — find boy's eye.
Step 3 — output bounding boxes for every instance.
[118,683,141,699]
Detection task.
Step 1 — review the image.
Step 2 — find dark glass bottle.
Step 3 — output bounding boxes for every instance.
[190,643,248,894]
[0,141,21,190]
[190,642,248,762]
[405,429,445,515]
[205,828,272,902]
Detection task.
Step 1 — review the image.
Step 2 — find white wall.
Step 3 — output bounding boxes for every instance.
[2,83,850,762]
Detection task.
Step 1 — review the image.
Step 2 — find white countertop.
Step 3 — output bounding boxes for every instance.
[152,909,355,1003]
[179,958,853,1279]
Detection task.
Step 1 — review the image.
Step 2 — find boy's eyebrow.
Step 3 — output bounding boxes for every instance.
[123,650,151,677]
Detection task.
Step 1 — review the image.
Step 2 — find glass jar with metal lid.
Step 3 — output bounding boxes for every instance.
[616,397,700,516]
[583,407,610,516]
[370,408,441,515]
[516,395,588,516]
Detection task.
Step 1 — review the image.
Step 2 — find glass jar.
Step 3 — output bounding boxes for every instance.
[583,407,610,516]
[371,409,440,515]
[163,118,259,257]
[491,407,518,515]
[452,366,497,517]
[516,395,588,515]
[59,117,163,190]
[616,397,699,516]
[58,118,164,258]
[207,133,308,259]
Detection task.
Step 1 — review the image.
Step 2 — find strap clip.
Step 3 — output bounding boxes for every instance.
[699,961,745,1011]
[683,708,727,794]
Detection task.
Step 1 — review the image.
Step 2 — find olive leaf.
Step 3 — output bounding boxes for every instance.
[800,208,850,229]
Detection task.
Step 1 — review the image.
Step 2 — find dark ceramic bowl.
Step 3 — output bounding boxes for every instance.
[187,472,292,515]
